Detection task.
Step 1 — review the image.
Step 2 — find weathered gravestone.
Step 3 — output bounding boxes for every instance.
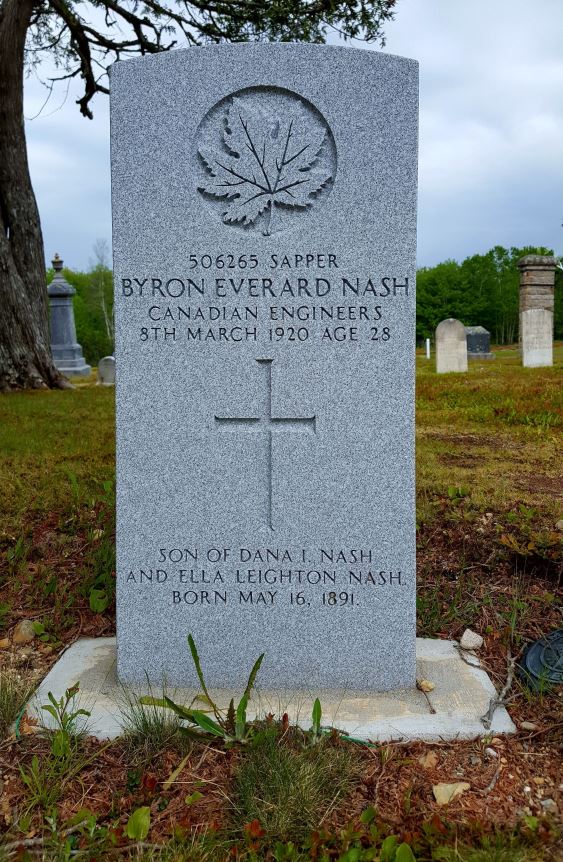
[465,326,494,360]
[435,319,467,374]
[111,45,418,691]
[521,309,553,368]
[97,356,116,386]
[517,255,557,368]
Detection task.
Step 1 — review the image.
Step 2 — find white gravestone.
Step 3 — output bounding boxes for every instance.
[521,309,553,368]
[97,356,116,386]
[435,319,468,374]
[111,44,418,691]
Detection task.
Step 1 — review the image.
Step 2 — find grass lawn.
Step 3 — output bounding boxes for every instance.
[0,347,561,860]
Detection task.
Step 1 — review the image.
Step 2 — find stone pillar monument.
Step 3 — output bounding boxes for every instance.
[517,255,557,368]
[47,254,91,377]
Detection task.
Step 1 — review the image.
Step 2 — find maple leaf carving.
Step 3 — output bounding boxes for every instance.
[198,96,332,234]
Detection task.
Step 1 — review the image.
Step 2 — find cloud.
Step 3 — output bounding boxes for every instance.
[380,0,563,262]
[25,72,111,270]
[23,0,563,269]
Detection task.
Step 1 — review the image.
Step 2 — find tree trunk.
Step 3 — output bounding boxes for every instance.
[0,0,68,390]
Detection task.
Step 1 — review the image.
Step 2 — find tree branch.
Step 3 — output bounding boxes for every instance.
[34,0,395,118]
[47,0,100,117]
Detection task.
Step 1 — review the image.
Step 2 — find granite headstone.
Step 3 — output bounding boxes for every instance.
[465,326,493,360]
[111,44,418,691]
[436,318,467,373]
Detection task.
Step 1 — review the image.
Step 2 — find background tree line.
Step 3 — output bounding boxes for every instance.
[417,245,562,344]
[49,243,562,364]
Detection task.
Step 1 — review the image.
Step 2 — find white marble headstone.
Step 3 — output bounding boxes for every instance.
[97,356,116,386]
[436,319,468,374]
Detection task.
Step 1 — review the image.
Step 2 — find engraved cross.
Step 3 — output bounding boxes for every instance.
[214,359,316,530]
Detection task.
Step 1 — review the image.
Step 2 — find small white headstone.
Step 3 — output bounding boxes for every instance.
[435,319,467,373]
[521,308,553,368]
[97,356,116,386]
[425,337,431,359]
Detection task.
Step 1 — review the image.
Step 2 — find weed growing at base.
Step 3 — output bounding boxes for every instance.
[140,634,265,745]
[18,685,104,814]
[119,679,184,761]
[0,668,33,739]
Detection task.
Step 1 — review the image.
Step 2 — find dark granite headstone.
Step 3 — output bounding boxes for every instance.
[465,326,494,360]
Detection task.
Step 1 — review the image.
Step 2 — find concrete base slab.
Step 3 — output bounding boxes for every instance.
[27,637,516,742]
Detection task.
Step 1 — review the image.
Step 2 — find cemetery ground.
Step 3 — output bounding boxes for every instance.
[0,347,561,861]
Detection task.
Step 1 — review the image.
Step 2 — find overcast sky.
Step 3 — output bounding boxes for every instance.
[24,0,563,271]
